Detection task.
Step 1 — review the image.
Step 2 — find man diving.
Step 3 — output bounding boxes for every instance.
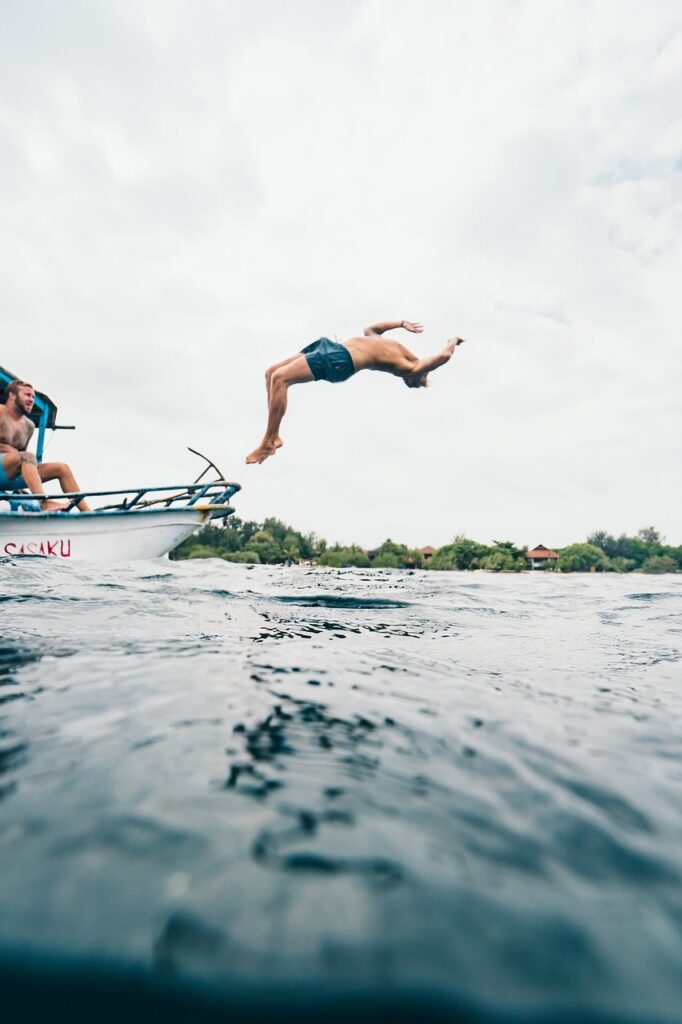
[246,320,464,465]
[0,379,91,511]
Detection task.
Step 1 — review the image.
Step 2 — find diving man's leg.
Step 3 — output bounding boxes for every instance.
[265,353,301,449]
[247,355,314,465]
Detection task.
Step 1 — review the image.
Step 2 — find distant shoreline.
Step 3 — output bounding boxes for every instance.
[172,519,681,575]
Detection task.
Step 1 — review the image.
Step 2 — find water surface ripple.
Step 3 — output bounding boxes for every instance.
[1,560,681,1022]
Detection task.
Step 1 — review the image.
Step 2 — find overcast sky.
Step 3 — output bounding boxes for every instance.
[1,0,680,548]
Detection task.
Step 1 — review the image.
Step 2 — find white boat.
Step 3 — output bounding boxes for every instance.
[1,366,241,561]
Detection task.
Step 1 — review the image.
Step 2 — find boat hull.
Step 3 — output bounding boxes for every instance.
[0,507,212,561]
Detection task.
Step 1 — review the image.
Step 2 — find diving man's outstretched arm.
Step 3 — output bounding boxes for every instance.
[408,337,465,378]
[363,319,424,337]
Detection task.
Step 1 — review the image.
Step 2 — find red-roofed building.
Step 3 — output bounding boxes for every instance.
[525,544,559,570]
[419,545,436,562]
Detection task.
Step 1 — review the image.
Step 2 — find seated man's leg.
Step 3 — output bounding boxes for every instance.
[38,462,92,511]
[0,451,27,488]
[1,452,67,511]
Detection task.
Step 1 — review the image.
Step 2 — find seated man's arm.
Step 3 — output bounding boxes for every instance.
[364,319,423,337]
[0,440,36,460]
[0,446,37,462]
[0,447,37,484]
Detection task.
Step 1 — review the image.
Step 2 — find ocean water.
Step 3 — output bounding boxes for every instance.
[1,559,681,1023]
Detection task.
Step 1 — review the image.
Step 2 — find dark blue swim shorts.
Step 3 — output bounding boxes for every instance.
[0,454,26,490]
[300,337,355,383]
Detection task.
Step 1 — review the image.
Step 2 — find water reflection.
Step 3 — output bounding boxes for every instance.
[0,642,43,688]
[0,642,42,801]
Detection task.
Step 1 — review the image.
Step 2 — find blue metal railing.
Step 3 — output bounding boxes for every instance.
[0,481,241,517]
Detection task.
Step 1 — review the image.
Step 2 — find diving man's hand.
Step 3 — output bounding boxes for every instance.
[401,321,424,334]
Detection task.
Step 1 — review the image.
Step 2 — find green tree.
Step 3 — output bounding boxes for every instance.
[171,518,259,560]
[640,555,678,574]
[582,529,667,569]
[222,549,261,564]
[249,529,281,564]
[611,535,650,567]
[233,518,261,546]
[587,531,619,558]
[558,543,609,573]
[300,532,319,559]
[186,544,220,559]
[372,551,401,568]
[429,538,489,571]
[318,545,370,568]
[664,546,682,570]
[481,549,514,571]
[638,526,662,545]
[259,517,320,560]
[481,546,525,572]
[607,556,636,573]
[483,540,526,572]
[370,539,420,569]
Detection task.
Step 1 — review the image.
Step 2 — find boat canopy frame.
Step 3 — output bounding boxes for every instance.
[0,364,70,462]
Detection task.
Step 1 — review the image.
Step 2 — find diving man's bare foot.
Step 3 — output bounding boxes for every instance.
[275,437,284,449]
[246,443,278,465]
[40,499,70,512]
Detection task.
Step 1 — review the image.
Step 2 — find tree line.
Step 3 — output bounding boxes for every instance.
[171,521,680,573]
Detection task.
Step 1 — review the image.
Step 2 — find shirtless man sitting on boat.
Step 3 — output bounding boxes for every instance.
[0,379,91,511]
[246,320,464,465]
